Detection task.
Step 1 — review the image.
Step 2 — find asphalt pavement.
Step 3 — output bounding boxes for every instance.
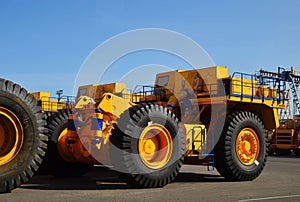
[1,156,300,202]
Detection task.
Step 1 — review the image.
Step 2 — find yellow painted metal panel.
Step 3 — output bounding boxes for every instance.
[31,91,50,101]
[184,124,206,157]
[98,93,133,117]
[231,78,257,96]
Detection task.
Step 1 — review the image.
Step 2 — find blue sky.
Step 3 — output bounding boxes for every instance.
[1,0,299,96]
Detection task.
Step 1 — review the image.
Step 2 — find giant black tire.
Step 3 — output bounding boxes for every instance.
[214,111,267,181]
[0,79,47,193]
[41,109,92,177]
[109,104,185,188]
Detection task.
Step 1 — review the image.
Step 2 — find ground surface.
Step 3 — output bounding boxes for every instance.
[1,156,300,202]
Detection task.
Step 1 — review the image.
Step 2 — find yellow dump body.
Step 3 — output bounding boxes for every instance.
[150,66,284,131]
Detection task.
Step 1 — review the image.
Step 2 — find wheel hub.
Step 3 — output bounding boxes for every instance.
[143,139,157,155]
[235,128,260,166]
[138,124,172,169]
[242,141,251,153]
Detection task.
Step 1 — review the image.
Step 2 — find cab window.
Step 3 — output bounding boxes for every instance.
[77,88,87,97]
[156,76,169,87]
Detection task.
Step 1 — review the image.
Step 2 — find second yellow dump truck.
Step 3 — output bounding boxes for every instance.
[41,66,286,188]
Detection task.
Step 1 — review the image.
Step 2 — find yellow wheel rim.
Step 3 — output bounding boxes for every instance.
[58,128,68,142]
[138,123,173,169]
[0,107,24,166]
[235,128,260,166]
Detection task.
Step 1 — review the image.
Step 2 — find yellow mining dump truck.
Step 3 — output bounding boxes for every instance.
[0,66,287,192]
[40,66,285,188]
[269,118,300,155]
